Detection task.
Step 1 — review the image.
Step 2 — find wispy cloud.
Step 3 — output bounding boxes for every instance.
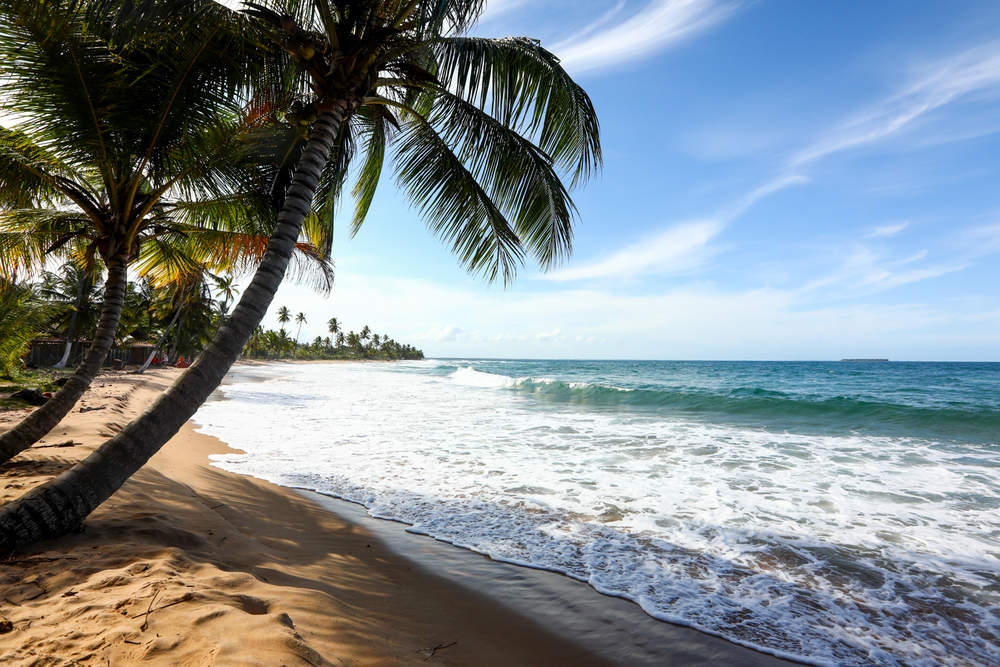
[541,173,807,282]
[553,0,737,74]
[540,219,725,281]
[800,246,967,296]
[963,222,1000,256]
[867,222,910,238]
[791,41,1000,167]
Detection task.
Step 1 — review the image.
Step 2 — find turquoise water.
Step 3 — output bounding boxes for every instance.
[196,359,1000,666]
[435,360,1000,444]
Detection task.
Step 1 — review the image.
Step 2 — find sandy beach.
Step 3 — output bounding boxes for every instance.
[0,367,793,666]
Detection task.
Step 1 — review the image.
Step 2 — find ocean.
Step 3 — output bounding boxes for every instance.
[192,359,1000,666]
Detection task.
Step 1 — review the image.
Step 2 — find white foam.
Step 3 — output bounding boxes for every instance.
[194,361,1000,666]
[449,366,516,387]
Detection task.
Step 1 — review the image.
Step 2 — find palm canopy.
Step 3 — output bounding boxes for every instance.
[0,0,264,273]
[0,0,338,291]
[244,0,601,283]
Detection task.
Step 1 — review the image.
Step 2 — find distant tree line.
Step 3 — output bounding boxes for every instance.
[244,313,424,361]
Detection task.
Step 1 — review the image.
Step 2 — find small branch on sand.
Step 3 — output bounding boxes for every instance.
[421,641,458,661]
[139,590,159,631]
[133,591,194,626]
[34,441,79,448]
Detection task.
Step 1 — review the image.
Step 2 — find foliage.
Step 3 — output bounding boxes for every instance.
[0,279,51,377]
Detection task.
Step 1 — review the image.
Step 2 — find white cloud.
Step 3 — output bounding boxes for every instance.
[414,324,465,342]
[541,172,806,283]
[791,41,1000,167]
[553,0,737,74]
[540,218,724,281]
[536,329,563,341]
[800,246,967,296]
[867,222,910,238]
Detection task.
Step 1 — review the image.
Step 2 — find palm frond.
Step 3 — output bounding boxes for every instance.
[432,36,602,185]
[393,116,523,283]
[0,208,91,279]
[426,89,575,267]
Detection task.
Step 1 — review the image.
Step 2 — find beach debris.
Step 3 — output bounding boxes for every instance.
[138,590,159,631]
[9,389,48,406]
[419,641,458,661]
[133,590,194,629]
[79,406,104,413]
[0,618,13,633]
[34,440,79,449]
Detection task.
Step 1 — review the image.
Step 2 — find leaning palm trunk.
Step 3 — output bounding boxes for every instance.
[0,109,345,550]
[0,258,128,465]
[167,322,182,363]
[54,270,88,369]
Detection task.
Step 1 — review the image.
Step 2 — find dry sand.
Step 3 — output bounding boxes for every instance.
[0,367,793,666]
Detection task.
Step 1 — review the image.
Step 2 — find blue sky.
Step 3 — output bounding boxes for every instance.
[260,1,1000,360]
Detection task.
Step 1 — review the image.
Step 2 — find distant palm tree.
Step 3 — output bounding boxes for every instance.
[327,317,339,336]
[277,306,291,326]
[295,312,307,345]
[0,0,601,552]
[212,275,239,316]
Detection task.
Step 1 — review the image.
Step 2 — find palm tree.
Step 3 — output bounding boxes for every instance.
[0,0,600,550]
[37,262,102,368]
[0,0,263,462]
[327,316,339,337]
[295,311,307,345]
[212,275,239,316]
[247,326,264,357]
[277,305,291,327]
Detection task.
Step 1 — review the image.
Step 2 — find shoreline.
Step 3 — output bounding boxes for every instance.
[1,366,794,665]
[297,488,799,666]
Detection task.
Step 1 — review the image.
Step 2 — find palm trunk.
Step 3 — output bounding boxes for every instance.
[53,271,88,369]
[0,257,128,465]
[0,108,347,551]
[167,321,182,363]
